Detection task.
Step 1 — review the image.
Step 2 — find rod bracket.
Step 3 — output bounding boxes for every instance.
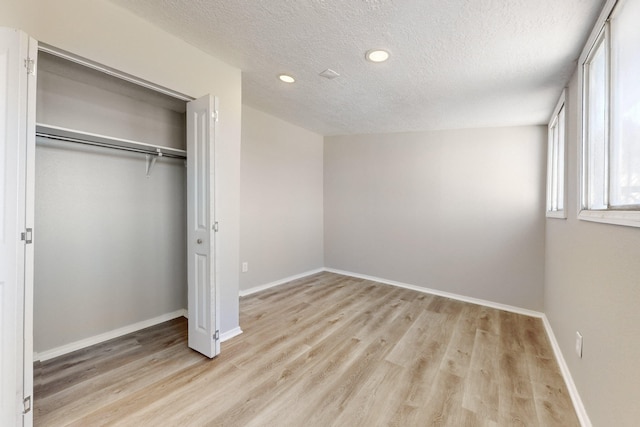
[145,148,163,177]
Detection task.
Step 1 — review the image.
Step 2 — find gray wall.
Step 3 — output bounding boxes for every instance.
[240,106,324,291]
[34,140,186,352]
[325,127,546,311]
[545,69,640,426]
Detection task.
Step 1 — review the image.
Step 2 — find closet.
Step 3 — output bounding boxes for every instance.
[32,47,218,361]
[34,50,187,358]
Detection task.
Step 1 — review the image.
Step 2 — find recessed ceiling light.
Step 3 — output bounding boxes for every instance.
[366,49,389,62]
[366,49,390,63]
[278,74,295,83]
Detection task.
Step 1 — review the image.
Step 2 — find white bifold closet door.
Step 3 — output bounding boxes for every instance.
[0,28,36,427]
[187,95,220,358]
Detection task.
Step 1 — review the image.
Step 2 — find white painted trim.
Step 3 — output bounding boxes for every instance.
[549,89,567,123]
[541,315,592,427]
[34,309,187,362]
[220,327,243,342]
[239,268,325,297]
[577,0,617,66]
[546,90,567,218]
[578,209,640,228]
[546,210,567,219]
[324,268,544,318]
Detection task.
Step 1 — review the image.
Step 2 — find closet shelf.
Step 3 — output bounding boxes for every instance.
[35,123,187,159]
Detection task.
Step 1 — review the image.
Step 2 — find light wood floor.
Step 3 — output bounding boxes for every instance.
[34,272,579,426]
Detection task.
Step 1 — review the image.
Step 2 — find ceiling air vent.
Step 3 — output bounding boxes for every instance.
[319,69,340,79]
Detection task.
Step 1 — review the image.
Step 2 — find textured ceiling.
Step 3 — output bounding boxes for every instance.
[109,0,604,136]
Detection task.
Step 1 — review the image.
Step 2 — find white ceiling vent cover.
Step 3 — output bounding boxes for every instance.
[319,69,340,79]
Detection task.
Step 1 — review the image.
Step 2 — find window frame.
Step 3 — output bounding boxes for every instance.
[578,0,640,227]
[546,90,567,219]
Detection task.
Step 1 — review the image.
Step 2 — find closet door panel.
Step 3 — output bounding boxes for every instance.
[0,27,35,427]
[187,94,218,358]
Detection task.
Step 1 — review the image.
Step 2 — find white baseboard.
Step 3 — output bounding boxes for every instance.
[239,268,325,297]
[34,309,187,362]
[324,268,544,318]
[541,315,592,427]
[220,326,243,342]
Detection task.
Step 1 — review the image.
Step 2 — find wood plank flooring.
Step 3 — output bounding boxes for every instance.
[34,272,579,426]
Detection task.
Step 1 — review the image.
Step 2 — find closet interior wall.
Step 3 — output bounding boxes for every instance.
[34,52,188,356]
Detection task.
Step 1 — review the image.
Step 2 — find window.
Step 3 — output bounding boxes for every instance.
[580,0,640,227]
[547,91,566,218]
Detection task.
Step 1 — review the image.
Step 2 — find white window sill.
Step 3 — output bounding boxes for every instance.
[578,209,640,228]
[546,210,567,219]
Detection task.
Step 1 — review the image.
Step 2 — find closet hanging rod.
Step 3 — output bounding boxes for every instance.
[36,132,186,159]
[36,123,187,159]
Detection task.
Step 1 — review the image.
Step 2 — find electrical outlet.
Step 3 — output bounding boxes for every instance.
[242,262,248,273]
[575,331,583,358]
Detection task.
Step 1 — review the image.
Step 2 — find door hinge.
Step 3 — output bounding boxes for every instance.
[24,58,35,75]
[212,110,219,122]
[23,396,31,415]
[21,228,33,244]
[214,330,220,341]
[213,222,219,232]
